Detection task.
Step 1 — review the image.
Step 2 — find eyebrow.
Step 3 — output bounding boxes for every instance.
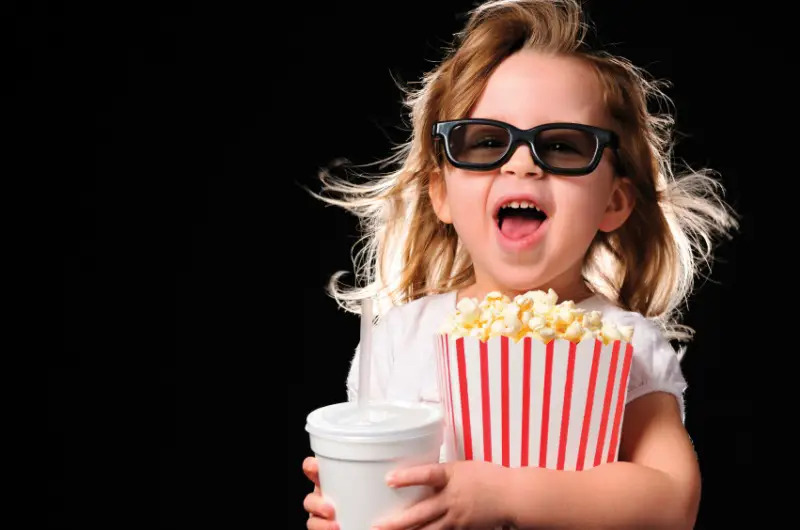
[466,114,608,129]
[468,116,604,129]
[469,114,514,123]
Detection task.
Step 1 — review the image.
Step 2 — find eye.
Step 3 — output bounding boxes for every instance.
[542,141,579,153]
[475,137,502,148]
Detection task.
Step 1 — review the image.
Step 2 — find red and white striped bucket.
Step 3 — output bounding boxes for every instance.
[435,335,633,471]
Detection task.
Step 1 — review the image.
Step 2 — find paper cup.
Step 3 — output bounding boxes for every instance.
[306,401,444,530]
[435,335,633,471]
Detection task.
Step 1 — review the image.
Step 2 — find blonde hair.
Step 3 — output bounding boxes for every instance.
[312,0,738,341]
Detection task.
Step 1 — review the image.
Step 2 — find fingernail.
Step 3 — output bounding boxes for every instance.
[385,471,396,486]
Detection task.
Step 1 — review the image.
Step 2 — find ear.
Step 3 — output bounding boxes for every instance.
[598,177,636,233]
[428,170,453,224]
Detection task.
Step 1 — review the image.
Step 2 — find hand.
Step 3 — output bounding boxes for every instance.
[372,460,511,530]
[302,456,340,530]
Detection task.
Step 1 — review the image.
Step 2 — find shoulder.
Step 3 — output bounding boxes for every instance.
[377,291,457,338]
[581,293,688,419]
[578,294,667,352]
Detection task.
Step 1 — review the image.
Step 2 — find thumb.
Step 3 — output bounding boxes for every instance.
[303,456,320,487]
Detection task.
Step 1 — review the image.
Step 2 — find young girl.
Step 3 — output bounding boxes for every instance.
[303,0,737,528]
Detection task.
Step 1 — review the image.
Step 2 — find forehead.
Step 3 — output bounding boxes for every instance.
[469,50,609,128]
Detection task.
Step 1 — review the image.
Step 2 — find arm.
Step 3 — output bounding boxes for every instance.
[506,391,701,529]
[374,392,700,530]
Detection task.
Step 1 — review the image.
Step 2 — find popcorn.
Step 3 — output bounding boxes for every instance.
[528,288,558,306]
[502,303,521,325]
[456,297,481,326]
[469,327,485,340]
[584,311,603,330]
[504,318,522,336]
[528,316,546,330]
[538,327,556,341]
[532,300,553,316]
[600,322,621,344]
[490,320,505,335]
[456,296,479,315]
[618,325,634,343]
[563,320,585,342]
[442,289,634,344]
[514,294,531,309]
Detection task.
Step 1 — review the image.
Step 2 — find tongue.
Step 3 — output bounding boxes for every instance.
[500,217,543,240]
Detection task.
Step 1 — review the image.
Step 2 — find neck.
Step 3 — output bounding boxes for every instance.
[456,277,594,305]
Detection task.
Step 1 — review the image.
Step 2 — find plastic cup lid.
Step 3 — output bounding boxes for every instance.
[305,401,443,443]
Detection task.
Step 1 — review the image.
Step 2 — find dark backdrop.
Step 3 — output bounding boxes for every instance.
[37,1,760,527]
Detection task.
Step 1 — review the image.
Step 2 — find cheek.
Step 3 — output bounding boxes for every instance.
[554,176,613,222]
[549,180,612,249]
[444,175,491,238]
[444,174,487,211]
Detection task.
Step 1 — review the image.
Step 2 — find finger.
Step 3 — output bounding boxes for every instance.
[307,516,340,530]
[386,464,449,489]
[372,495,445,530]
[303,456,320,486]
[415,513,448,530]
[303,491,336,520]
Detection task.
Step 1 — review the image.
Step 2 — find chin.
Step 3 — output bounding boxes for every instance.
[489,266,553,294]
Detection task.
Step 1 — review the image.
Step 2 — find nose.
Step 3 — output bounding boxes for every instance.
[500,142,544,178]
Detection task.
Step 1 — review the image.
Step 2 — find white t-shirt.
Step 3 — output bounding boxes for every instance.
[346,291,688,423]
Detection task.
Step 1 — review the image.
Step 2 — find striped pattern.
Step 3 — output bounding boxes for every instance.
[435,336,633,471]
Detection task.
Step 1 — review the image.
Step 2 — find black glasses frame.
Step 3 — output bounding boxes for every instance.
[432,118,621,176]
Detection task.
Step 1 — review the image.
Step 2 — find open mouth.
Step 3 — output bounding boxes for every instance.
[496,200,548,240]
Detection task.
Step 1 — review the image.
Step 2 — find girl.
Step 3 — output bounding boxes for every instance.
[303,0,737,528]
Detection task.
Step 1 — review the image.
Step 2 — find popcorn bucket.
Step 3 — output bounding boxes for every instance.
[435,335,633,470]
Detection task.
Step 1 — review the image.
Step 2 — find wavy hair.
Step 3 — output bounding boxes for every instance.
[312,0,738,341]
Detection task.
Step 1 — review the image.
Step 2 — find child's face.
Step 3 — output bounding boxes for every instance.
[430,50,634,300]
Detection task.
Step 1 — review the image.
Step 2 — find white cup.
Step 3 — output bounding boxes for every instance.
[306,401,444,530]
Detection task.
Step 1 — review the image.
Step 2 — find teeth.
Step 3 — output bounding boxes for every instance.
[501,200,540,211]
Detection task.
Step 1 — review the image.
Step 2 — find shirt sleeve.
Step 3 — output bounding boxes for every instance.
[625,316,689,423]
[345,308,397,403]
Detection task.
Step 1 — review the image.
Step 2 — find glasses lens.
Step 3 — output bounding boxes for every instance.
[447,123,511,166]
[534,128,599,170]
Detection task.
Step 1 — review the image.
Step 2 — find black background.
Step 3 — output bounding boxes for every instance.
[35,1,761,527]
